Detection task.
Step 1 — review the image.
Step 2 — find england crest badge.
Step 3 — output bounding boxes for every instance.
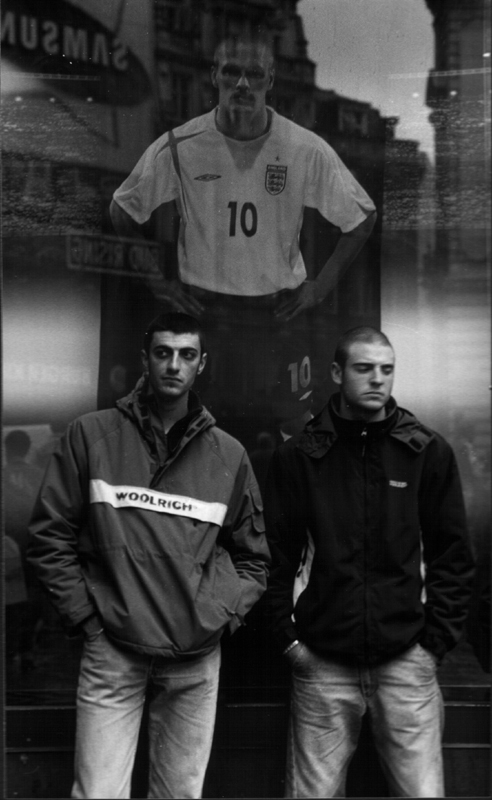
[265,164,287,195]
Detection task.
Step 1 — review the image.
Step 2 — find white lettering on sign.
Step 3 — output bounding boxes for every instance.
[90,480,228,526]
[4,362,91,387]
[67,234,162,281]
[1,12,128,71]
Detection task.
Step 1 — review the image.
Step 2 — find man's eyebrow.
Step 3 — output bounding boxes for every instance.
[221,61,265,70]
[352,361,394,367]
[152,344,199,353]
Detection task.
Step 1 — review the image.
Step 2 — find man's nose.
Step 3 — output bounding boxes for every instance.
[236,73,250,88]
[167,355,180,372]
[371,369,383,383]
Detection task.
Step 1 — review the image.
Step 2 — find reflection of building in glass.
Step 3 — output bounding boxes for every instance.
[1,0,155,236]
[424,0,491,555]
[380,0,490,607]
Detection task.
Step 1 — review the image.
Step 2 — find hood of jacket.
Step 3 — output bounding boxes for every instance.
[297,393,435,458]
[116,375,216,469]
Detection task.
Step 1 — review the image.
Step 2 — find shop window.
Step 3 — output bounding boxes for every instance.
[2,2,490,797]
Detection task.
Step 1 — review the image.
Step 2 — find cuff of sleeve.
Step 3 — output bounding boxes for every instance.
[283,639,300,656]
[278,624,299,655]
[76,613,104,638]
[227,615,243,636]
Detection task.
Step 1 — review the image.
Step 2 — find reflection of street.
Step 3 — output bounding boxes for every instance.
[4,425,74,687]
[6,614,83,699]
[449,417,491,676]
[4,430,44,671]
[3,428,83,697]
[437,640,490,684]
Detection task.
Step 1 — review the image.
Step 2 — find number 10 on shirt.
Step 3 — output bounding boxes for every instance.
[228,202,258,237]
[288,357,311,393]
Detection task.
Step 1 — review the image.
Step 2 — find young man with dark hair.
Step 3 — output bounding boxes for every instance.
[27,312,270,799]
[264,326,474,798]
[142,310,206,357]
[110,33,376,436]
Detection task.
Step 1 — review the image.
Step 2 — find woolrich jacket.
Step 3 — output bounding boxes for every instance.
[28,379,270,658]
[265,394,474,665]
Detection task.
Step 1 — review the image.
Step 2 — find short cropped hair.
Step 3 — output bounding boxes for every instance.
[213,31,274,68]
[334,326,393,369]
[143,312,206,357]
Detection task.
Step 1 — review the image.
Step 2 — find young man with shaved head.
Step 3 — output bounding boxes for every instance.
[110,33,376,438]
[264,326,474,797]
[27,313,270,798]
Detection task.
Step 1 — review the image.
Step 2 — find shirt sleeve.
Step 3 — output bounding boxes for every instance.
[304,141,376,232]
[112,134,180,225]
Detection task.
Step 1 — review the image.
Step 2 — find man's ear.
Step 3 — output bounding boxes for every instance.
[268,66,275,91]
[331,361,342,386]
[197,353,207,375]
[211,66,218,88]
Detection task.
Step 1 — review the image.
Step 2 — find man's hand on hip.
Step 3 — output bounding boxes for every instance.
[152,279,205,316]
[275,281,324,321]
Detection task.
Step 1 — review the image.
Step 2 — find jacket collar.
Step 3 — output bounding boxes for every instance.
[116,376,215,460]
[297,393,434,458]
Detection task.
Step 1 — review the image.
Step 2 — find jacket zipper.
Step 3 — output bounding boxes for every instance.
[361,427,367,457]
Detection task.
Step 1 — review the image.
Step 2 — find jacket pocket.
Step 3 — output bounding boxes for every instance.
[197,545,243,617]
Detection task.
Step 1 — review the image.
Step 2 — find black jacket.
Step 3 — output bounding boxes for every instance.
[265,394,474,665]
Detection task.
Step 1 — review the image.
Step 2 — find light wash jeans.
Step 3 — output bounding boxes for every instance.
[285,642,445,798]
[71,631,220,799]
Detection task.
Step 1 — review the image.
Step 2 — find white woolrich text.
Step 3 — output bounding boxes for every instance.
[89,479,228,525]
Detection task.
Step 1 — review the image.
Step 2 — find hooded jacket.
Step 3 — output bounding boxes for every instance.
[265,394,474,665]
[28,379,270,659]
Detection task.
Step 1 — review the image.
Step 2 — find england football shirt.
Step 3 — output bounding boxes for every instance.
[113,108,375,296]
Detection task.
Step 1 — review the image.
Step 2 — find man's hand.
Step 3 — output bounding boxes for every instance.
[152,279,205,316]
[81,614,104,639]
[283,640,302,665]
[274,281,323,321]
[283,641,313,672]
[275,211,377,322]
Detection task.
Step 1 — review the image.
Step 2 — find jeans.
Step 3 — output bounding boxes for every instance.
[286,642,445,798]
[71,631,220,799]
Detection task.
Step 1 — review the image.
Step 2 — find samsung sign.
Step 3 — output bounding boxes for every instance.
[1,0,151,106]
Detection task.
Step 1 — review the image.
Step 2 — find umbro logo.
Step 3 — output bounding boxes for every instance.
[389,480,408,488]
[194,174,221,181]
